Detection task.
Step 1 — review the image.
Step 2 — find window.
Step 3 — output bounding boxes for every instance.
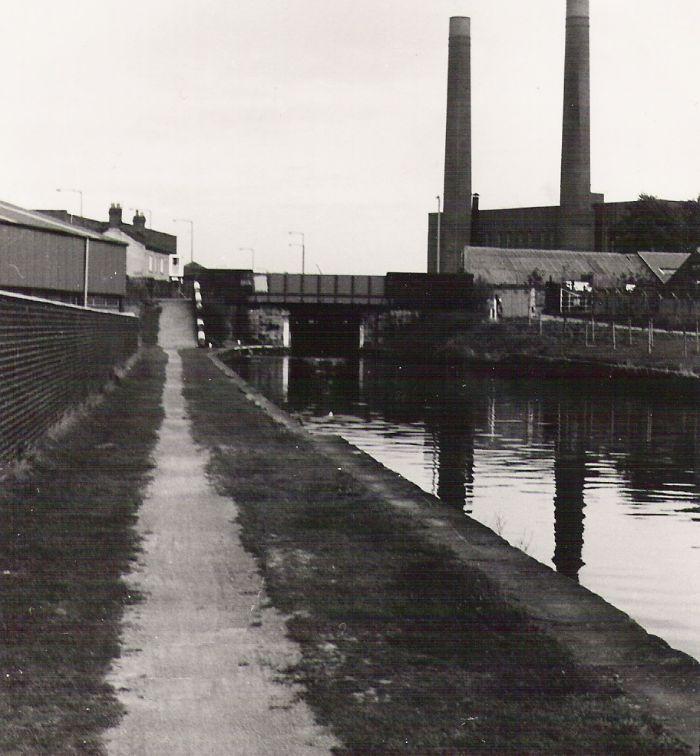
[148,255,153,273]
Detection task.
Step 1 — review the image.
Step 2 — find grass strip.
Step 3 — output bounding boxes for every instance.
[0,345,166,754]
[384,315,700,378]
[181,349,688,754]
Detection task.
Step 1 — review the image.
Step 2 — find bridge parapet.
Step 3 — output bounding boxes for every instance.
[252,273,386,307]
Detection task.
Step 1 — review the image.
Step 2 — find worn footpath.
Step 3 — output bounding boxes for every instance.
[105,300,337,755]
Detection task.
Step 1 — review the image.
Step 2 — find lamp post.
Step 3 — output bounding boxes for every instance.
[173,218,194,264]
[239,247,255,270]
[436,195,442,274]
[56,188,83,219]
[288,231,305,275]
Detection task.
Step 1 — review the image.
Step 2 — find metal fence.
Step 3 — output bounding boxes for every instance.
[0,291,139,463]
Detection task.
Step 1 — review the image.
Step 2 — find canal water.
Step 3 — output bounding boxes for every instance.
[226,353,700,661]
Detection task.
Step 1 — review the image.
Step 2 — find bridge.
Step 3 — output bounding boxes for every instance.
[190,270,475,354]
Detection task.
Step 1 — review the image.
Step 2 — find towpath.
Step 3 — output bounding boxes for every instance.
[105,300,337,755]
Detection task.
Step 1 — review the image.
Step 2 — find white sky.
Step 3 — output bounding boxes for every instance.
[2,0,699,273]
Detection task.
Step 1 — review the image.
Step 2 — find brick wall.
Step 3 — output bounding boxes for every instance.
[0,291,139,463]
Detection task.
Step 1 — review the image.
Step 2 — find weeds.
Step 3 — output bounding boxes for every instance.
[0,346,166,753]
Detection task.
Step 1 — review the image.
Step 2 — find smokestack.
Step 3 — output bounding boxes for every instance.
[441,16,471,272]
[559,0,594,250]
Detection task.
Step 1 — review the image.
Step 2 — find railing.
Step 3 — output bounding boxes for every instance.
[0,291,139,463]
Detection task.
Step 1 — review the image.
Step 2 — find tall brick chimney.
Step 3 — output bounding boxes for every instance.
[559,0,594,250]
[441,16,472,272]
[108,203,123,228]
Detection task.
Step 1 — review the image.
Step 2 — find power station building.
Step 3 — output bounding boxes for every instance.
[427,0,685,273]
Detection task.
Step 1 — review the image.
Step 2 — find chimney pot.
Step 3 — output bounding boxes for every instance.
[108,203,123,228]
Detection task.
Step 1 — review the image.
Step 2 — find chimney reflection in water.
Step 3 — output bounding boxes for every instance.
[428,382,475,513]
[552,407,588,581]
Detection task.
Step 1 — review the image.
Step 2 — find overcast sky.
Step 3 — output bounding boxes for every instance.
[2,0,699,273]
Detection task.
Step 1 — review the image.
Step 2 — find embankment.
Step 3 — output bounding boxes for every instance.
[366,316,700,388]
[181,347,699,753]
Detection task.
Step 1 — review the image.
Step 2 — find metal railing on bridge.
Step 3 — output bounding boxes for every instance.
[251,274,387,306]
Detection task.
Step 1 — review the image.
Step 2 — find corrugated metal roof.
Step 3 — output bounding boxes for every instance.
[463,247,652,287]
[636,251,690,284]
[0,201,124,243]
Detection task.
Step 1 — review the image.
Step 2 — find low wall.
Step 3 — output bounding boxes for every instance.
[0,291,139,463]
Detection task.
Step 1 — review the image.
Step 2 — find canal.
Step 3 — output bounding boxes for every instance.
[224,353,700,662]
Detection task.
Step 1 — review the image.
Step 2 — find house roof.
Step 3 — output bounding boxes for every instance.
[636,251,690,284]
[0,201,124,244]
[34,209,176,255]
[462,247,652,288]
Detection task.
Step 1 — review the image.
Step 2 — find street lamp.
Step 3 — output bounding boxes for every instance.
[436,195,442,274]
[288,231,305,275]
[56,188,83,218]
[239,247,255,270]
[173,218,194,264]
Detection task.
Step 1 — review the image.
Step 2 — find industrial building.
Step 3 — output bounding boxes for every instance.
[37,204,181,292]
[428,0,688,272]
[461,246,688,318]
[0,200,127,309]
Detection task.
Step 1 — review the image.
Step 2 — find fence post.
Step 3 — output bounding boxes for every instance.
[648,319,654,354]
[628,318,632,347]
[539,313,543,336]
[612,322,616,350]
[696,318,699,356]
[683,327,688,360]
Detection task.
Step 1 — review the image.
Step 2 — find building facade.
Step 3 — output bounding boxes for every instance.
[0,200,127,309]
[37,204,181,284]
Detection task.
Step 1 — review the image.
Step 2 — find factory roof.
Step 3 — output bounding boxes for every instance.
[0,201,124,244]
[462,247,653,288]
[636,251,690,284]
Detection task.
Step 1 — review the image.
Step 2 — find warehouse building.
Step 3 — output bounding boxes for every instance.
[462,246,688,319]
[37,204,180,294]
[0,200,127,309]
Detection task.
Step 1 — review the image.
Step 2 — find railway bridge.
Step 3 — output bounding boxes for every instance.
[190,270,475,354]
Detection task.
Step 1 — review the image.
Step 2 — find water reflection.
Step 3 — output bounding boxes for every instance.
[226,354,700,660]
[552,408,587,582]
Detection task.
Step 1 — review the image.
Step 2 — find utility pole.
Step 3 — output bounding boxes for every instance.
[436,195,442,273]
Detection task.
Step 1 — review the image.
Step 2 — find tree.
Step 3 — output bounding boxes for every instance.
[612,194,700,253]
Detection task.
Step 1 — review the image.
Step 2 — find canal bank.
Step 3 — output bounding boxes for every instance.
[365,315,700,387]
[178,347,699,752]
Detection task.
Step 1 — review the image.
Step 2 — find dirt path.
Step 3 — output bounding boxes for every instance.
[105,301,337,754]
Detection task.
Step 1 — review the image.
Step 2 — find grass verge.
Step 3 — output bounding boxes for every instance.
[181,349,688,754]
[0,345,166,753]
[372,314,700,379]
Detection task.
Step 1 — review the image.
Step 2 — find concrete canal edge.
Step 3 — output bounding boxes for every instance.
[209,349,700,750]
